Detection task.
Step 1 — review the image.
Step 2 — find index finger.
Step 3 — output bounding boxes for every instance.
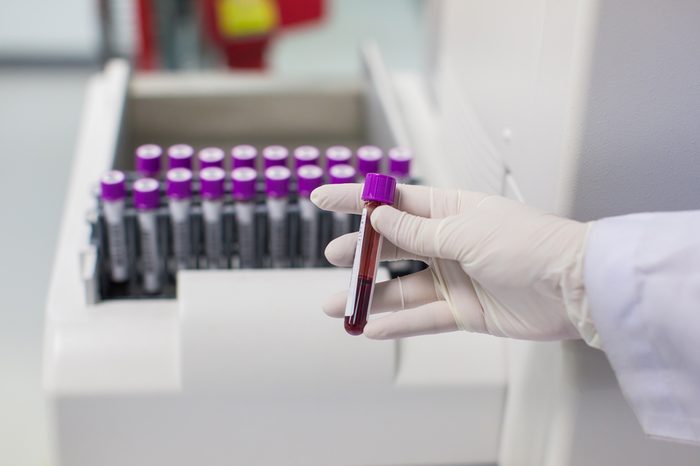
[310,183,434,217]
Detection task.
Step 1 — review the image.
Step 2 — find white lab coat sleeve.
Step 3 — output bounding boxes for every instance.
[584,211,700,444]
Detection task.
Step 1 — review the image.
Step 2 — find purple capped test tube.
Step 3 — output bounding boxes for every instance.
[200,167,227,269]
[133,178,162,293]
[388,147,412,182]
[166,168,193,270]
[328,164,356,238]
[293,145,320,170]
[297,165,324,267]
[263,145,289,169]
[231,144,258,169]
[168,144,194,170]
[135,144,163,177]
[232,167,258,268]
[198,147,225,170]
[100,170,129,282]
[344,174,398,335]
[265,166,291,268]
[325,145,352,169]
[356,146,383,179]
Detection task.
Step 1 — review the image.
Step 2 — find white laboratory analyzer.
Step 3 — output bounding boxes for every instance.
[45,1,700,465]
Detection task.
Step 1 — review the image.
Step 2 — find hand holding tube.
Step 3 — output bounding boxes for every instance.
[311,184,599,345]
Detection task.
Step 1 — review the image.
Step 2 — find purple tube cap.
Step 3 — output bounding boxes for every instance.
[232,167,257,200]
[264,166,291,198]
[166,168,193,199]
[328,164,356,184]
[297,165,323,197]
[168,144,195,169]
[357,145,383,175]
[100,170,126,201]
[362,173,396,205]
[325,145,352,168]
[388,147,412,177]
[263,145,289,168]
[135,144,162,175]
[198,147,225,169]
[294,145,320,168]
[231,145,258,168]
[133,178,161,210]
[200,167,226,199]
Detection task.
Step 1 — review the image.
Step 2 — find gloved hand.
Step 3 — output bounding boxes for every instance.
[311,183,600,346]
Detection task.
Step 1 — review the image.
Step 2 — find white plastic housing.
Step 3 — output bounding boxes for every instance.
[44,59,507,466]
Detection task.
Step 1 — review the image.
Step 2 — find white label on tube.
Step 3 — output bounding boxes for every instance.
[267,197,288,268]
[345,207,367,317]
[203,199,223,268]
[169,199,191,270]
[235,202,256,268]
[299,197,319,267]
[138,210,161,293]
[104,200,129,282]
[333,211,351,238]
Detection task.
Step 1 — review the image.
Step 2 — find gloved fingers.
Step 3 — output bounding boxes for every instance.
[324,232,425,267]
[321,268,439,318]
[364,301,458,339]
[371,206,460,260]
[310,183,434,217]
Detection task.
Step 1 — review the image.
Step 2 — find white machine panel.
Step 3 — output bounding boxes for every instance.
[45,58,508,466]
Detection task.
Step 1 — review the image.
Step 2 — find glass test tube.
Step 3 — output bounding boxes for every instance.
[100,170,129,282]
[232,167,257,268]
[388,147,412,182]
[232,144,258,169]
[264,166,291,268]
[297,165,324,267]
[328,164,356,238]
[325,145,352,169]
[293,145,320,170]
[200,167,226,269]
[168,144,194,170]
[135,144,162,177]
[356,145,383,180]
[166,168,193,270]
[198,147,225,169]
[345,173,397,335]
[133,178,162,293]
[263,145,289,169]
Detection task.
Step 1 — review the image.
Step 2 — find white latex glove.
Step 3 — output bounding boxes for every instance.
[311,183,599,346]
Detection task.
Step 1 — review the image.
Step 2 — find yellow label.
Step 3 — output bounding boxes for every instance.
[216,0,279,38]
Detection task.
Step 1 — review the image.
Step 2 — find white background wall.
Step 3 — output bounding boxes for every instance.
[0,0,99,59]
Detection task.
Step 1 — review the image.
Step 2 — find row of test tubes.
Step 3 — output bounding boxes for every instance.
[98,144,413,296]
[133,143,412,180]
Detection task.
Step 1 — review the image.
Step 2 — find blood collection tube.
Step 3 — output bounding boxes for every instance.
[345,173,397,335]
[265,166,291,268]
[263,145,289,169]
[388,147,412,182]
[232,144,258,169]
[100,170,129,282]
[168,144,195,170]
[328,164,356,238]
[166,168,193,270]
[133,178,162,293]
[135,144,162,177]
[198,147,225,169]
[293,145,320,169]
[200,167,226,269]
[325,145,352,169]
[356,145,383,180]
[297,165,323,267]
[232,167,257,268]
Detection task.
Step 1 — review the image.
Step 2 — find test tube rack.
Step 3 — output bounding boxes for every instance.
[88,172,423,302]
